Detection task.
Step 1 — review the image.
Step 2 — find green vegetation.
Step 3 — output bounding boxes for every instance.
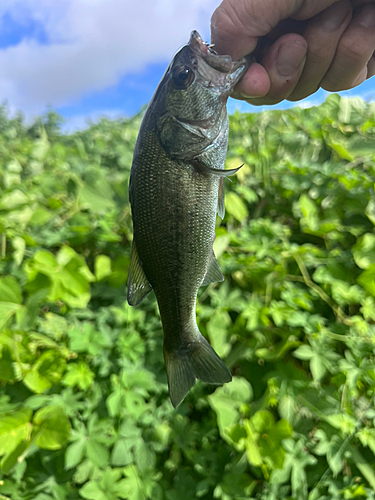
[0,95,375,499]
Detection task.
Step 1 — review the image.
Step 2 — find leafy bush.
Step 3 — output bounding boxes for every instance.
[0,95,375,499]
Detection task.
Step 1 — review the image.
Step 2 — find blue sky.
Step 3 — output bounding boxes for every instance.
[0,1,373,130]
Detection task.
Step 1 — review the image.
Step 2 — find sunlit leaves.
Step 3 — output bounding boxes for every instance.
[208,377,252,441]
[0,408,32,459]
[225,192,248,222]
[63,362,94,390]
[0,97,375,498]
[25,246,95,308]
[32,405,70,450]
[95,254,112,281]
[23,350,66,393]
[294,342,340,381]
[243,410,292,473]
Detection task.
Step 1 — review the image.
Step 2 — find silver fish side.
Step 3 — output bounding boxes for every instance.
[127,31,250,407]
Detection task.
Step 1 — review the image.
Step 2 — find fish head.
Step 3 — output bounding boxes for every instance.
[152,31,250,160]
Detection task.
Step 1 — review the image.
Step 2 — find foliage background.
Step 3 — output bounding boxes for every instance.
[0,95,375,499]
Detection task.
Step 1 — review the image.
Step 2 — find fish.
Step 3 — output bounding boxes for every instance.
[127,30,249,408]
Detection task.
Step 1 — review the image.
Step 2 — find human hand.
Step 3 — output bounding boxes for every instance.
[211,0,375,104]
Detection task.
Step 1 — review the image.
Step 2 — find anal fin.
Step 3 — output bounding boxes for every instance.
[127,240,152,306]
[201,251,224,286]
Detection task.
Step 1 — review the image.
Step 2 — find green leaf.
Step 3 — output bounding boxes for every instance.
[33,406,70,450]
[353,233,375,269]
[357,428,375,455]
[25,247,94,308]
[208,377,253,440]
[0,276,22,303]
[79,175,115,213]
[348,445,375,491]
[80,481,107,500]
[0,408,32,457]
[325,413,357,435]
[23,351,66,394]
[63,362,94,390]
[299,194,319,231]
[293,345,313,361]
[0,440,29,474]
[357,264,375,296]
[310,353,327,381]
[0,189,29,209]
[116,466,146,500]
[86,439,109,467]
[95,255,112,281]
[32,129,50,160]
[0,302,25,330]
[65,438,86,470]
[225,192,248,222]
[12,236,25,267]
[278,395,297,425]
[244,411,292,470]
[206,309,231,358]
[111,439,132,466]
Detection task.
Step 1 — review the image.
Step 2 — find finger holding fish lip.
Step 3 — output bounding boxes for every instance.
[230,62,271,99]
[234,33,308,105]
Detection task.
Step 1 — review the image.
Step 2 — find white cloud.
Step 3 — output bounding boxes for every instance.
[0,0,220,115]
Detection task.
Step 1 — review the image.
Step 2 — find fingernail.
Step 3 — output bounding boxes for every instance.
[276,41,306,76]
[357,4,375,29]
[321,1,350,30]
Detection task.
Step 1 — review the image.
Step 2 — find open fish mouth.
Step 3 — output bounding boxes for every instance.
[188,30,251,91]
[189,30,245,72]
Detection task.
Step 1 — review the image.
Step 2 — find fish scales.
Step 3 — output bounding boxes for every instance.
[127,31,249,407]
[132,132,219,340]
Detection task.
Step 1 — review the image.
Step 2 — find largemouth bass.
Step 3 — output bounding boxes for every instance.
[127,31,249,408]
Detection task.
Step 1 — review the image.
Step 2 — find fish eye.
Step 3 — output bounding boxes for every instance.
[172,66,195,89]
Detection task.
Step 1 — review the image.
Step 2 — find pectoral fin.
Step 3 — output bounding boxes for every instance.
[193,160,243,177]
[127,241,152,306]
[217,177,225,219]
[201,251,224,286]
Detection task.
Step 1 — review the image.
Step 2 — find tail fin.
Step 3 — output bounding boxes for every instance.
[164,335,232,408]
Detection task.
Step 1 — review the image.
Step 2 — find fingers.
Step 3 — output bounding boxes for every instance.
[292,0,342,20]
[231,62,271,99]
[321,2,375,90]
[211,0,336,59]
[288,0,352,101]
[212,0,375,104]
[234,34,308,105]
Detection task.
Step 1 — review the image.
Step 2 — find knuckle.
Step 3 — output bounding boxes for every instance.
[211,7,236,41]
[212,1,245,34]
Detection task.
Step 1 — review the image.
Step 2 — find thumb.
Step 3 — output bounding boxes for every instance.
[211,0,340,59]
